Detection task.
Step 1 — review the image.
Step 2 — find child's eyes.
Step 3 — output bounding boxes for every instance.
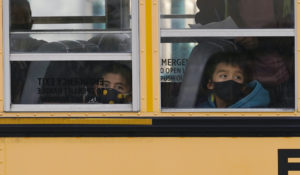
[234,75,243,80]
[103,83,110,88]
[217,74,243,81]
[219,74,227,79]
[115,85,124,91]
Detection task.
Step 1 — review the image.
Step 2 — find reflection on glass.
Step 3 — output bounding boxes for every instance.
[10,33,132,53]
[10,0,131,30]
[160,42,196,107]
[160,0,198,29]
[161,37,295,109]
[11,61,132,104]
[161,0,294,29]
[10,0,132,53]
[29,0,106,17]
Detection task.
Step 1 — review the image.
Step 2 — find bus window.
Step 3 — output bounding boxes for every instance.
[161,0,294,29]
[161,37,295,109]
[160,0,296,111]
[160,0,198,29]
[11,61,132,105]
[10,0,131,53]
[5,0,139,112]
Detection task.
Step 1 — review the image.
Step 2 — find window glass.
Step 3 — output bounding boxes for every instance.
[6,0,138,112]
[10,0,131,52]
[11,0,130,29]
[161,37,295,109]
[160,0,294,29]
[11,61,132,104]
[10,33,132,53]
[160,0,198,29]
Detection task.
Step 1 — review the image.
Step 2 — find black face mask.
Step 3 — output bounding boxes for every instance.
[96,88,128,104]
[213,80,245,105]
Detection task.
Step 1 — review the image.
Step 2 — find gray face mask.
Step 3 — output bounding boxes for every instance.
[213,80,245,105]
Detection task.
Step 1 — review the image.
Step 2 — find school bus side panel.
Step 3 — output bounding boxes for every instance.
[1,138,300,175]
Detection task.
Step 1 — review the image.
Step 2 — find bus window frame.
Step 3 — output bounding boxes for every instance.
[3,0,140,112]
[159,0,298,112]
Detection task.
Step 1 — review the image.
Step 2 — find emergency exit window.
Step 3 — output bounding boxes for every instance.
[160,0,296,111]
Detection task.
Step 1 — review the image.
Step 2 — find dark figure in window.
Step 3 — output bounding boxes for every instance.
[10,0,46,52]
[194,0,295,108]
[86,63,132,104]
[10,0,46,103]
[235,37,295,108]
[195,0,225,25]
[197,51,270,108]
[195,0,293,28]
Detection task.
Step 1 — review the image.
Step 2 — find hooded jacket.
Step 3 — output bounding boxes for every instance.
[198,80,270,108]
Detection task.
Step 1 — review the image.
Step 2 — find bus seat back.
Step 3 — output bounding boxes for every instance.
[176,39,238,108]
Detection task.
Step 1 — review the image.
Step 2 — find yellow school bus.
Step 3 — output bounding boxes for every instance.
[0,0,300,174]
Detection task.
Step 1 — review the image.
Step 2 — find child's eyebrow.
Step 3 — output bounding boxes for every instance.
[235,70,243,74]
[233,69,244,74]
[100,80,110,85]
[215,69,228,73]
[115,82,125,86]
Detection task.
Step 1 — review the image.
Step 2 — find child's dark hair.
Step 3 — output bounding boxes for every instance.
[101,62,132,90]
[201,51,252,90]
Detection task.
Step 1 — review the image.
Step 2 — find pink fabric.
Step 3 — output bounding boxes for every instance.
[253,52,289,85]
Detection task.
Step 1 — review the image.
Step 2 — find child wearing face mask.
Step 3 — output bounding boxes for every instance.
[87,63,132,104]
[197,51,270,108]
